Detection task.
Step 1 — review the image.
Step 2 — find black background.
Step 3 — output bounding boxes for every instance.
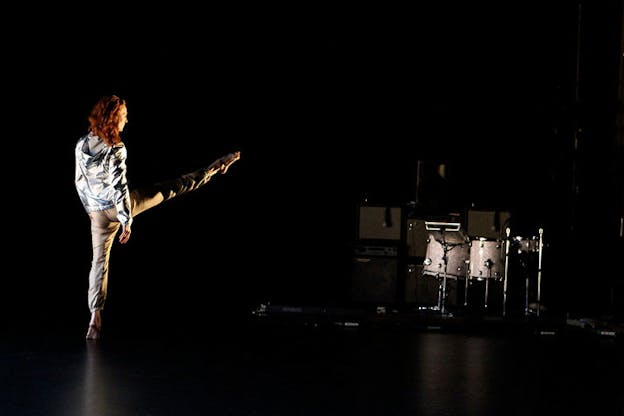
[3,2,623,332]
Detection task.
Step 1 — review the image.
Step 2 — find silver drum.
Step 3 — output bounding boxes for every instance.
[469,238,505,280]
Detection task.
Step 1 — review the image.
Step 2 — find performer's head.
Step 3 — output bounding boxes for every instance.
[88,95,128,146]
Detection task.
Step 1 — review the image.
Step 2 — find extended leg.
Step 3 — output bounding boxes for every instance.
[130,154,238,217]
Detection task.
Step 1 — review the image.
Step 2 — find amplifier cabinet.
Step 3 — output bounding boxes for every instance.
[358,205,403,241]
[467,209,511,239]
[406,218,428,257]
[351,255,399,304]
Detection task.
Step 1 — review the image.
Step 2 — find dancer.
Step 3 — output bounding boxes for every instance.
[75,95,240,340]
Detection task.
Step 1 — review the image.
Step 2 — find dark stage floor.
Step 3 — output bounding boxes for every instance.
[2,307,623,416]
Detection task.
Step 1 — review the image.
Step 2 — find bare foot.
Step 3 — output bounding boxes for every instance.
[220,151,240,174]
[86,325,100,340]
[86,310,101,340]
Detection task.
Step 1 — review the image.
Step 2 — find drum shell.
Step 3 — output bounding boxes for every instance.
[469,239,505,279]
[512,236,539,254]
[423,237,469,279]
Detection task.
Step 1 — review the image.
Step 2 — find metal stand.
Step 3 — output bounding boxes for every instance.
[502,227,511,317]
[424,221,467,316]
[483,261,494,310]
[536,228,544,317]
[519,228,545,318]
[464,267,470,308]
[437,235,452,315]
[523,256,530,317]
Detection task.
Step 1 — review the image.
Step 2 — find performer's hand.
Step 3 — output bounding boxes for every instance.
[119,224,132,244]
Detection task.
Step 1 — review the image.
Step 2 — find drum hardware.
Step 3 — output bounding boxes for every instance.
[513,230,545,318]
[423,221,468,316]
[501,228,545,318]
[469,237,504,311]
[536,228,544,317]
[522,255,531,316]
[503,227,512,317]
[476,258,496,310]
[425,221,461,232]
[512,235,540,254]
[463,258,470,308]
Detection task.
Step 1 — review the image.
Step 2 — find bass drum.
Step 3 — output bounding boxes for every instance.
[423,236,469,279]
[469,238,505,280]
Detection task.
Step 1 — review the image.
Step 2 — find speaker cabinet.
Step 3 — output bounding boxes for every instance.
[351,256,399,304]
[467,209,511,239]
[358,206,402,241]
[406,218,428,257]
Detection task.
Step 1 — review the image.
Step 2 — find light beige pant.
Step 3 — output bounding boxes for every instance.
[87,166,218,312]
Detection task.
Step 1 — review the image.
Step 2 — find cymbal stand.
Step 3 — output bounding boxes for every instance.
[521,229,545,318]
[523,253,531,317]
[464,262,470,308]
[502,227,511,317]
[536,228,544,317]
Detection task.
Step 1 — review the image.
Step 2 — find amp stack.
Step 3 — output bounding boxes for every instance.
[350,203,429,308]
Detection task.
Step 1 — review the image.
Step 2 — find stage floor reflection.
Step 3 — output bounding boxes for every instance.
[2,314,622,416]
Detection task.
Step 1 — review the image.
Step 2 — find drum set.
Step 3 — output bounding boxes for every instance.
[421,221,544,317]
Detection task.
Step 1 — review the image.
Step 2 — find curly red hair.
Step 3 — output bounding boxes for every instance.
[88,95,127,147]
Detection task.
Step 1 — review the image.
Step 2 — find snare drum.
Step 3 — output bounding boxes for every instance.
[469,238,505,279]
[422,236,469,279]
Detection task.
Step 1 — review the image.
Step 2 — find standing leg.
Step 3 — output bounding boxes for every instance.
[86,208,120,340]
